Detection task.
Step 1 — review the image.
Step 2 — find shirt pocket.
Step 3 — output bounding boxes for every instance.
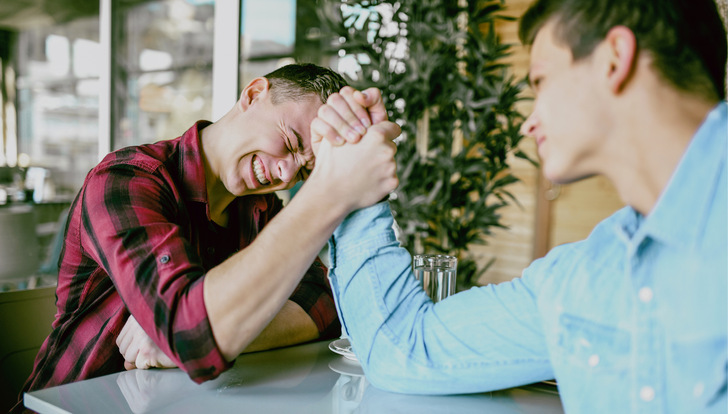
[669,336,727,412]
[555,313,631,373]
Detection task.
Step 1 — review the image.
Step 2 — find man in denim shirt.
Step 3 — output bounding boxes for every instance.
[314,0,728,412]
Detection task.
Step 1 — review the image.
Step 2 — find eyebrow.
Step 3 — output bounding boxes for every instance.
[291,127,304,153]
[291,127,314,174]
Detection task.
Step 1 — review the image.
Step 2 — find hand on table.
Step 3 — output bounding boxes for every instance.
[116,315,177,370]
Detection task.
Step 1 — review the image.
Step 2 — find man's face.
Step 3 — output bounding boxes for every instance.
[222,90,321,197]
[520,21,610,184]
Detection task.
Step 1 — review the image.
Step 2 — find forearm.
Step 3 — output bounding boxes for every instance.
[118,300,318,371]
[204,122,398,361]
[330,202,553,394]
[204,184,349,361]
[241,300,318,353]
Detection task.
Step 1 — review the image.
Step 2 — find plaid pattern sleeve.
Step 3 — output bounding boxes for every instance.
[77,156,231,382]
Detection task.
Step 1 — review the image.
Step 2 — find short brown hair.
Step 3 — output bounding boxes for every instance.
[519,0,727,101]
[264,63,348,105]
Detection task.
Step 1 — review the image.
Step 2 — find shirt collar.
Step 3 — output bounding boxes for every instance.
[179,120,213,204]
[634,101,727,248]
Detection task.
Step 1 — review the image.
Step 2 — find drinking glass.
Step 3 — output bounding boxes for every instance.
[412,254,457,303]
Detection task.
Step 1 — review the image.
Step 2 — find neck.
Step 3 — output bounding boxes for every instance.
[200,116,236,226]
[601,88,717,216]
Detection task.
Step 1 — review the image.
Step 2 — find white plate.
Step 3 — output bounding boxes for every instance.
[328,358,365,377]
[328,338,358,361]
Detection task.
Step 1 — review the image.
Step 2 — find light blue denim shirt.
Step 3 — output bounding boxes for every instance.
[327,102,727,414]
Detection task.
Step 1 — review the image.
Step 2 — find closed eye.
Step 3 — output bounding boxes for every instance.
[291,128,304,154]
[291,127,314,180]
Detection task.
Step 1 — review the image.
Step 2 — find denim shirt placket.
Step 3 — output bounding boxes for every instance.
[623,227,666,413]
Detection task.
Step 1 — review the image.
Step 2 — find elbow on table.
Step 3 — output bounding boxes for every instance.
[359,356,508,395]
[363,368,467,395]
[360,360,448,395]
[362,366,415,394]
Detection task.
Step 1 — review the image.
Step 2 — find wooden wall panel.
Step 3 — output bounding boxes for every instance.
[471,0,537,285]
[549,176,624,248]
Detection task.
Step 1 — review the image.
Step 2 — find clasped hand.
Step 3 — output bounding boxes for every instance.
[308,86,401,211]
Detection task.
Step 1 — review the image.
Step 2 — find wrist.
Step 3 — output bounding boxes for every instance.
[332,201,393,242]
[295,176,354,221]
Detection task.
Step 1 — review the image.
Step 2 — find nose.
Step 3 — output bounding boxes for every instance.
[520,112,538,137]
[276,154,300,184]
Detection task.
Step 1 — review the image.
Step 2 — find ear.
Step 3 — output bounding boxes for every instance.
[603,26,637,94]
[238,77,270,111]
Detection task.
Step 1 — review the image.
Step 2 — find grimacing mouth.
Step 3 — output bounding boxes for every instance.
[253,155,270,185]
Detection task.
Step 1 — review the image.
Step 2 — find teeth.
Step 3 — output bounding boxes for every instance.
[253,157,270,185]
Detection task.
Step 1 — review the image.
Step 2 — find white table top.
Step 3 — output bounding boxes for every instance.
[25,340,564,414]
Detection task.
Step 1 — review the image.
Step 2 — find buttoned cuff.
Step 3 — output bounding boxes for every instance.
[328,201,398,271]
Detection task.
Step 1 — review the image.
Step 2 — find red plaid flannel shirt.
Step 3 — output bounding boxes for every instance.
[20,121,340,397]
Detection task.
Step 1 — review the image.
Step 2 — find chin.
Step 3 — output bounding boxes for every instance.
[250,185,281,196]
[224,178,250,198]
[540,160,569,184]
[544,166,595,185]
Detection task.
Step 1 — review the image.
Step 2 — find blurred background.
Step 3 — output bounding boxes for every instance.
[0,0,724,292]
[0,1,725,410]
[0,0,349,292]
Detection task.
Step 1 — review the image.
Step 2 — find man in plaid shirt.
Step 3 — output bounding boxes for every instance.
[15,63,400,409]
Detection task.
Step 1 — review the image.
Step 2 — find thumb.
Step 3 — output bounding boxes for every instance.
[312,138,333,168]
[310,124,324,156]
[354,87,388,124]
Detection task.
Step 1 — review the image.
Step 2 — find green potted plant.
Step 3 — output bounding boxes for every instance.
[318,0,533,289]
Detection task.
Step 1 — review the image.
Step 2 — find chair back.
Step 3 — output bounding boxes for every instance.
[0,286,56,412]
[0,205,39,280]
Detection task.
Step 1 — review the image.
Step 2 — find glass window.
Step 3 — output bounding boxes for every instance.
[112,0,215,150]
[2,0,338,291]
[239,0,297,86]
[15,16,101,198]
[239,0,337,91]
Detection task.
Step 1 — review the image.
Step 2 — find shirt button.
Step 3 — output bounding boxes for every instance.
[159,255,170,264]
[207,247,215,255]
[640,386,655,402]
[693,382,705,397]
[588,354,600,367]
[638,287,653,303]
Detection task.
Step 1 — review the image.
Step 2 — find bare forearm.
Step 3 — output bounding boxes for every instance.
[204,185,347,361]
[242,300,318,353]
[118,300,317,369]
[204,117,399,362]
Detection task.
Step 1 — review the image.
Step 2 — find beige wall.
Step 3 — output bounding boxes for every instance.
[471,0,537,285]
